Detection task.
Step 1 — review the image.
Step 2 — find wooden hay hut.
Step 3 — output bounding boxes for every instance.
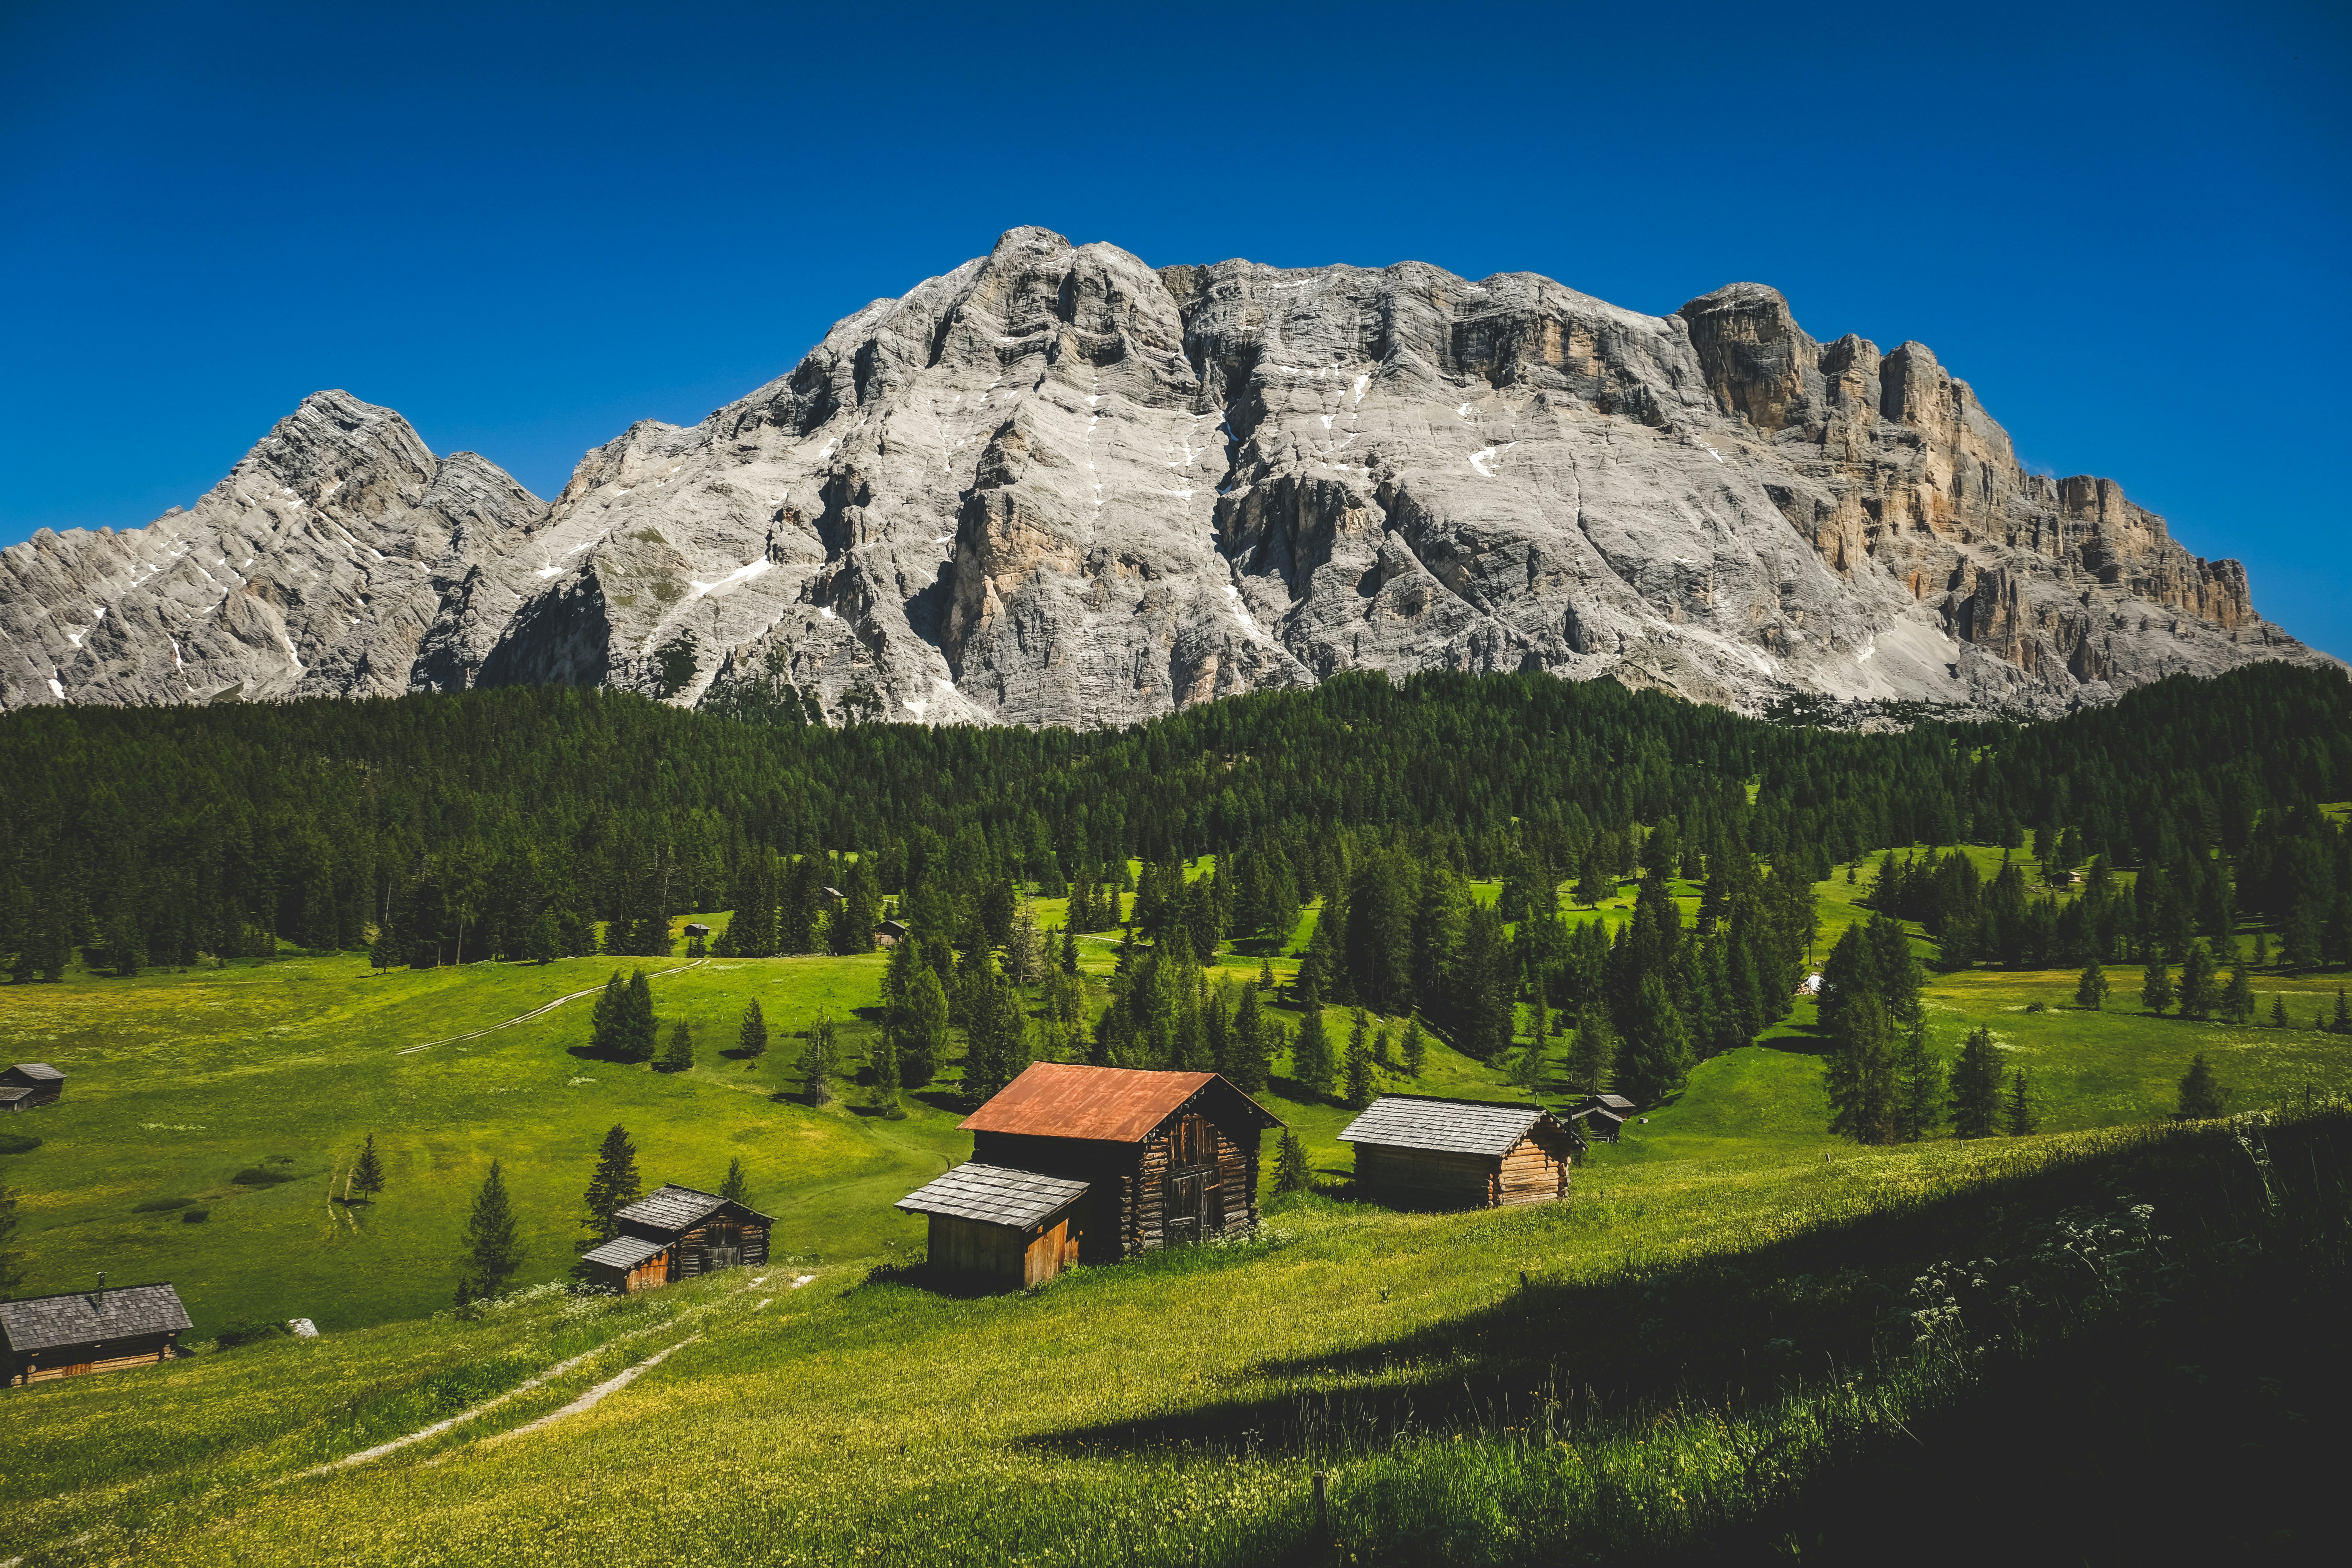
[894,1163,1091,1288]
[576,1184,772,1294]
[2,1279,190,1385]
[896,1063,1283,1288]
[1,1063,64,1112]
[1339,1095,1586,1209]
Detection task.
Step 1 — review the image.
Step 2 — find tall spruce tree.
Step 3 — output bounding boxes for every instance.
[581,1125,642,1243]
[1291,978,1335,1098]
[2176,1053,2227,1119]
[2004,1069,2037,1136]
[1892,1022,1942,1142]
[2075,956,2108,1010]
[1343,1013,1376,1109]
[2177,942,2216,1020]
[901,967,949,1088]
[1826,991,1898,1144]
[590,971,625,1053]
[1615,972,1690,1107]
[1949,1026,2003,1139]
[622,969,657,1061]
[461,1159,523,1299]
[1228,984,1270,1093]
[350,1133,386,1200]
[2141,957,2173,1017]
[737,1000,769,1060]
[1402,1016,1427,1078]
[2220,963,2255,1024]
[1566,1005,1617,1095]
[1272,1129,1310,1196]
[804,1011,839,1106]
[718,1156,750,1203]
[659,1020,694,1072]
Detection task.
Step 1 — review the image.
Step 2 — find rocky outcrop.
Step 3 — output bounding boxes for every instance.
[2,231,2326,722]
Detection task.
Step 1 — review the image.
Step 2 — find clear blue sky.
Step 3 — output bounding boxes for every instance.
[4,1,2346,654]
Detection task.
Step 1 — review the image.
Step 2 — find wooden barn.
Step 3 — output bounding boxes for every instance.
[0,1063,64,1112]
[1571,1092,1635,1144]
[2,1278,189,1385]
[1340,1095,1586,1209]
[894,1063,1283,1289]
[576,1184,772,1294]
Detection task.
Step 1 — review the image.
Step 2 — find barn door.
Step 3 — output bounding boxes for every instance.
[1164,1113,1217,1245]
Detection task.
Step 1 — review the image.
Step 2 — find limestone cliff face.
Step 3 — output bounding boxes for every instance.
[0,230,2325,721]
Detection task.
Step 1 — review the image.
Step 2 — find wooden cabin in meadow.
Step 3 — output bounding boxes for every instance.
[577,1184,772,1294]
[2,1279,189,1386]
[0,1063,64,1112]
[894,1063,1283,1289]
[1339,1095,1586,1210]
[1570,1092,1634,1142]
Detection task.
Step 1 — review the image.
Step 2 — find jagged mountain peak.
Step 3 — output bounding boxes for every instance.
[2,237,2328,723]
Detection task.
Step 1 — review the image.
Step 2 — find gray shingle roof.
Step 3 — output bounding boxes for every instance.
[6,1063,63,1083]
[579,1235,671,1270]
[0,1086,32,1103]
[1338,1095,1559,1157]
[1586,1094,1634,1112]
[0,1283,191,1352]
[895,1163,1090,1230]
[612,1184,727,1231]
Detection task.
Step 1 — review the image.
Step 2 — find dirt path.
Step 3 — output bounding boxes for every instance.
[394,958,707,1055]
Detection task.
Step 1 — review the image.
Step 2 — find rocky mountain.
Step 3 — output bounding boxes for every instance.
[2,227,2324,724]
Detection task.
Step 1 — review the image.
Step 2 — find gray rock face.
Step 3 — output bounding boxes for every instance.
[3,230,2325,722]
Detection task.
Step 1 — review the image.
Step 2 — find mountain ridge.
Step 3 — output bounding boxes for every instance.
[2,227,2325,723]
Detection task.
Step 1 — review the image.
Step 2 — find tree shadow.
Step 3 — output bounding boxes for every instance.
[567,1044,642,1064]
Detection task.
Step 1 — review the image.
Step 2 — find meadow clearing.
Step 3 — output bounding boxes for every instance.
[3,855,2350,1563]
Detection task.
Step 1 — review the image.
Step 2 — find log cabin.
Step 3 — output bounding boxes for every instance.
[1,1063,64,1111]
[894,1063,1283,1289]
[1340,1095,1586,1209]
[2,1279,189,1386]
[576,1184,772,1293]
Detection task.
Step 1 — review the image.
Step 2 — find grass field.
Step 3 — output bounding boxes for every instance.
[7,860,2352,1563]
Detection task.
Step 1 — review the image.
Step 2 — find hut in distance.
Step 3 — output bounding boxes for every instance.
[1340,1094,1586,1209]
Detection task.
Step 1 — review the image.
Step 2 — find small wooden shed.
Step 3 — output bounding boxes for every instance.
[2,1279,190,1385]
[1,1063,64,1112]
[576,1184,772,1293]
[1571,1092,1634,1142]
[895,1162,1092,1288]
[1340,1095,1586,1209]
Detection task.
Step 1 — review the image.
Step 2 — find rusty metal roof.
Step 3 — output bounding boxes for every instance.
[959,1062,1279,1143]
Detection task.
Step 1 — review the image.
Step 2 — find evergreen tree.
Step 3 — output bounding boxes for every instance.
[2335,987,2352,1035]
[1061,925,1079,975]
[1893,1022,1942,1142]
[901,967,949,1088]
[349,1133,386,1200]
[1343,1014,1377,1110]
[2177,942,2216,1020]
[2004,1069,2037,1136]
[1272,1129,1310,1196]
[0,1176,20,1297]
[462,1159,523,1299]
[1291,980,1335,1098]
[1402,1016,1427,1078]
[869,1023,902,1116]
[2176,1053,2227,1119]
[1510,1036,1545,1092]
[1452,901,1514,1063]
[1949,1026,2003,1139]
[1615,973,1690,1107]
[737,1000,769,1060]
[2140,957,2172,1017]
[2219,963,2255,1024]
[582,1125,642,1242]
[1227,983,1270,1093]
[590,971,625,1052]
[525,909,559,965]
[1257,956,1276,991]
[659,1020,694,1072]
[718,1156,750,1203]
[1825,990,1897,1144]
[2074,956,2108,1011]
[2271,995,2291,1029]
[622,969,657,1061]
[1566,1005,1617,1095]
[804,1011,839,1106]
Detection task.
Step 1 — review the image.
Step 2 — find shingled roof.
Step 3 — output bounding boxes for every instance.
[959,1062,1282,1143]
[611,1184,729,1232]
[896,1162,1091,1230]
[6,1063,63,1083]
[0,1283,191,1353]
[579,1234,671,1271]
[1338,1095,1573,1158]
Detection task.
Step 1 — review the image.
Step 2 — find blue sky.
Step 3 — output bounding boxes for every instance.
[4,1,2346,654]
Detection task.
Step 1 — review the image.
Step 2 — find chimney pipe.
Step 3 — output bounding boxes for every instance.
[95,1269,106,1309]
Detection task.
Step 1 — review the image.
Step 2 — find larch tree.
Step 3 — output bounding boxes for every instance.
[1402,1016,1428,1078]
[1343,1014,1376,1110]
[2004,1069,2037,1136]
[1948,1026,2003,1139]
[804,1010,839,1107]
[461,1160,523,1300]
[1291,978,1335,1098]
[582,1125,642,1243]
[1892,1021,1942,1142]
[1825,990,1897,1145]
[901,967,949,1088]
[350,1133,386,1200]
[719,1156,750,1204]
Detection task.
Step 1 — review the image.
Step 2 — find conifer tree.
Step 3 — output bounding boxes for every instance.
[2140,957,2172,1017]
[582,1125,642,1242]
[804,1010,839,1106]
[2335,987,2352,1035]
[1566,1006,1617,1095]
[1616,973,1691,1107]
[622,969,657,1061]
[1825,991,1897,1144]
[0,1177,20,1298]
[869,1023,902,1115]
[1061,925,1079,975]
[1344,1015,1377,1110]
[1258,956,1276,991]
[1510,1036,1545,1093]
[525,909,559,965]
[718,1156,750,1203]
[1402,1016,1427,1078]
[737,1000,769,1060]
[2176,1053,2227,1119]
[1291,979,1335,1098]
[901,967,949,1088]
[1948,1026,2003,1139]
[1893,1022,1942,1142]
[1227,983,1271,1093]
[659,1020,694,1072]
[2220,963,2254,1024]
[2270,995,2291,1029]
[462,1159,523,1299]
[2177,942,2216,1020]
[1272,1129,1310,1196]
[590,971,625,1053]
[2074,956,2108,1010]
[2004,1069,2037,1136]
[350,1133,386,1200]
